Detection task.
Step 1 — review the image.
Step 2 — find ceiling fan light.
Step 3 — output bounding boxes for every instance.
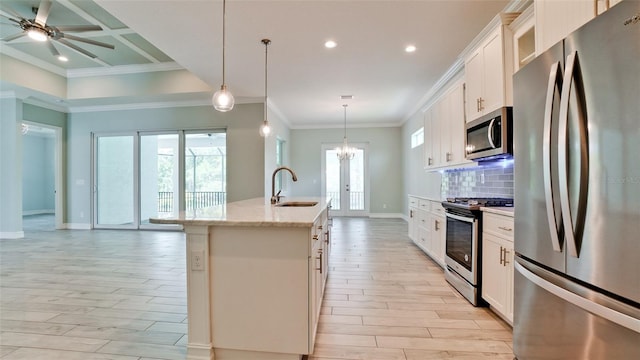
[27,28,48,42]
[57,55,68,62]
[212,85,234,112]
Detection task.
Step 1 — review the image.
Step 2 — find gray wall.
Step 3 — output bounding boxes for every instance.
[290,127,403,214]
[67,103,265,225]
[0,98,24,236]
[22,134,55,213]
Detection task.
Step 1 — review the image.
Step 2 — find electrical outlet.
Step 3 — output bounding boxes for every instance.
[191,250,205,271]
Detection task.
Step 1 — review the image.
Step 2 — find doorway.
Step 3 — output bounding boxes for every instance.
[21,122,63,231]
[322,143,369,217]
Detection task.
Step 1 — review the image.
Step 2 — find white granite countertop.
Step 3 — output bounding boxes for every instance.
[480,206,515,217]
[150,197,330,227]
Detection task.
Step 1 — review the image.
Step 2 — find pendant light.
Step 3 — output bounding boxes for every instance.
[260,38,272,137]
[336,104,356,161]
[212,0,234,112]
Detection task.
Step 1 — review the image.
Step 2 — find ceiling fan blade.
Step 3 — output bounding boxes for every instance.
[34,0,52,26]
[55,25,102,32]
[62,33,114,49]
[0,13,20,23]
[0,5,26,20]
[2,31,26,42]
[56,38,97,58]
[47,41,60,56]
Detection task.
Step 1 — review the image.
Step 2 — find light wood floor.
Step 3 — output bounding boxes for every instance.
[0,217,513,360]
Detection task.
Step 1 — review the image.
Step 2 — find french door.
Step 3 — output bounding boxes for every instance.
[322,143,369,217]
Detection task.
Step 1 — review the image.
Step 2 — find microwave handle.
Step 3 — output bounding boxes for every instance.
[487,118,496,149]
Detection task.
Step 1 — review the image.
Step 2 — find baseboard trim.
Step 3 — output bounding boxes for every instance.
[65,223,92,230]
[368,213,404,219]
[0,231,25,239]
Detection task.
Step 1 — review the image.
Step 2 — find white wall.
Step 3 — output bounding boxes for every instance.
[290,127,403,214]
[401,109,443,215]
[263,105,291,199]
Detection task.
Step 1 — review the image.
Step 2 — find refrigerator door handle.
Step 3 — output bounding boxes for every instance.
[543,61,564,252]
[558,51,589,258]
[515,261,640,333]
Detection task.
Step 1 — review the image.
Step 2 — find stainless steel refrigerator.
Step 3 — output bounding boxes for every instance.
[513,1,640,359]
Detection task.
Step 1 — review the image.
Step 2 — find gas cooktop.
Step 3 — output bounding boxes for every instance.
[443,197,514,210]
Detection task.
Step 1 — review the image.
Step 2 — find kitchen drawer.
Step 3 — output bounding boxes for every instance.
[417,209,429,229]
[430,200,445,215]
[408,196,419,207]
[484,212,514,241]
[418,199,430,211]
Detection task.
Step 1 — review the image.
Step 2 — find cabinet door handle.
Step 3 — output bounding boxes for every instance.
[316,251,323,274]
[325,231,329,244]
[313,234,319,240]
[428,157,433,166]
[498,226,513,232]
[317,225,323,230]
[410,210,413,218]
[503,248,510,267]
[434,220,440,231]
[476,98,480,112]
[446,152,452,162]
[499,246,504,265]
[479,97,484,111]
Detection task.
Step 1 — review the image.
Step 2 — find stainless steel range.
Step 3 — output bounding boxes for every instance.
[442,198,513,305]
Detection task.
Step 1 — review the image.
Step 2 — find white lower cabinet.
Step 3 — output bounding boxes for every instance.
[408,196,446,268]
[481,211,514,324]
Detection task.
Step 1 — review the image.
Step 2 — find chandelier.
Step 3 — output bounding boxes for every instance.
[335,104,356,161]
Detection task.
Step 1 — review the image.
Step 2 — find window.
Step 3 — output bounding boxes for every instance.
[275,138,285,191]
[411,127,424,148]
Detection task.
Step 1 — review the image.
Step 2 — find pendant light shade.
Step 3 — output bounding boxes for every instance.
[260,38,272,137]
[212,0,234,112]
[336,104,356,161]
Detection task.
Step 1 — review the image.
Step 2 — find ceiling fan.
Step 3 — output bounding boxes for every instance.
[0,0,114,60]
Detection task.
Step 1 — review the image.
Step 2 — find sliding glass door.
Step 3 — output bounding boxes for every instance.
[93,130,226,229]
[94,134,136,228]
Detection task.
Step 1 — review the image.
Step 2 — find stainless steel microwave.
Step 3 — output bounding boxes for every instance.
[465,107,513,161]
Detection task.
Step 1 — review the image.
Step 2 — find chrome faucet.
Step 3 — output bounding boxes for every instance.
[271,166,298,204]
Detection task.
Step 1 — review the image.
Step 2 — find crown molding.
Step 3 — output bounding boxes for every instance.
[66,62,184,78]
[291,121,403,130]
[1,48,67,77]
[69,98,211,113]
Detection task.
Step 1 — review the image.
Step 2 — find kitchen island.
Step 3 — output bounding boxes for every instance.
[151,197,331,360]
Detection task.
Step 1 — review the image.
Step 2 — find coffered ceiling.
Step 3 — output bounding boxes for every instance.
[1,0,516,127]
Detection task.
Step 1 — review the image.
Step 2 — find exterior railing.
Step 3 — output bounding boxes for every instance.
[158,191,226,212]
[326,191,364,211]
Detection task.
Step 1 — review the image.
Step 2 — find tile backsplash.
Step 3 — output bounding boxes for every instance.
[441,161,514,199]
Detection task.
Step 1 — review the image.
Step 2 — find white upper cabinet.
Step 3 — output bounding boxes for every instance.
[424,79,471,170]
[535,0,596,54]
[464,15,517,122]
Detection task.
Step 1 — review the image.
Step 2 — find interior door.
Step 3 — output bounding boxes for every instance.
[322,144,369,217]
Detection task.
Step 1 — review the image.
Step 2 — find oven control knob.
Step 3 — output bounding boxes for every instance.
[464,254,469,262]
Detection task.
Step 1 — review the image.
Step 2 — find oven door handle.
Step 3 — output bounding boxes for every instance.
[445,212,475,224]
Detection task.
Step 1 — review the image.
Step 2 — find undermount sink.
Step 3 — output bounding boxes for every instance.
[275,201,318,207]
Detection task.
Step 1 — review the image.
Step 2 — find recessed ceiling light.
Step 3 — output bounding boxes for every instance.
[324,40,337,49]
[340,95,353,100]
[57,55,68,62]
[405,45,417,53]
